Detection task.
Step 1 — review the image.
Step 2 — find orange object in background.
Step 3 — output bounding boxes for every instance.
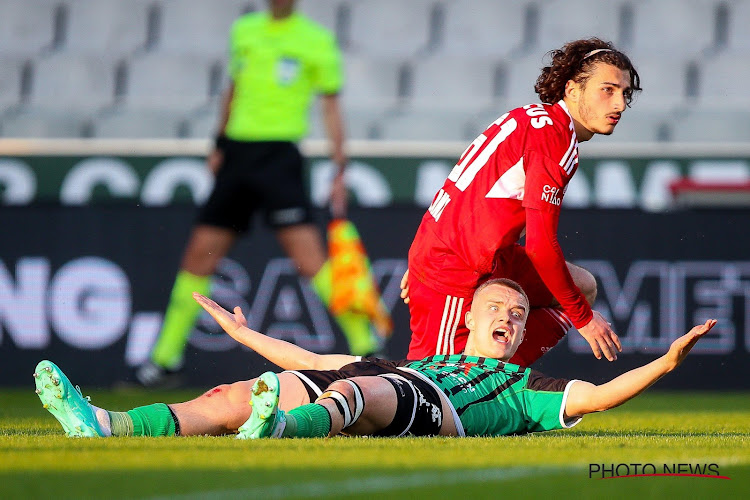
[328,219,393,338]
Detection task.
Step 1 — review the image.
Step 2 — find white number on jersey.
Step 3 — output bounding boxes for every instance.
[447,115,517,191]
[429,113,519,222]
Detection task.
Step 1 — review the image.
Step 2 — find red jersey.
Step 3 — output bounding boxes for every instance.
[408,101,593,328]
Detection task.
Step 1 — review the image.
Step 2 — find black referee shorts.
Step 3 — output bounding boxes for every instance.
[197,140,314,233]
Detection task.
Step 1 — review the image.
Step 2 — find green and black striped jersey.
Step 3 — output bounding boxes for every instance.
[403,355,582,436]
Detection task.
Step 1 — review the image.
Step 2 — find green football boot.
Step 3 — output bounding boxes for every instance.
[33,360,104,438]
[236,371,286,439]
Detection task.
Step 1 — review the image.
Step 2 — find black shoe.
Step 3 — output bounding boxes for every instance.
[132,361,185,389]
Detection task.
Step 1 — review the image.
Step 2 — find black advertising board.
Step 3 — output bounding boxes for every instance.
[0,205,748,390]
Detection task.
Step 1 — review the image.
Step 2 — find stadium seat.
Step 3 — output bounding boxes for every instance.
[503,54,548,105]
[125,54,217,110]
[157,0,248,57]
[294,98,380,140]
[0,110,91,138]
[726,0,750,51]
[28,54,118,112]
[696,53,750,108]
[343,109,385,140]
[629,0,721,58]
[669,109,750,143]
[469,105,515,134]
[626,55,692,111]
[534,0,630,53]
[379,110,476,142]
[603,108,670,142]
[341,54,405,110]
[0,0,58,57]
[297,0,343,32]
[94,109,184,138]
[347,0,436,57]
[1,0,747,141]
[408,55,501,113]
[63,0,153,56]
[438,0,527,58]
[0,56,28,111]
[185,104,221,139]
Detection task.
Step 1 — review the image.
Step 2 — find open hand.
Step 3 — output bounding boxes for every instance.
[193,292,248,336]
[664,319,717,370]
[577,310,622,361]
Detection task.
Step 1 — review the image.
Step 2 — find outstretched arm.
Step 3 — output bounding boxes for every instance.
[564,319,717,418]
[193,293,358,371]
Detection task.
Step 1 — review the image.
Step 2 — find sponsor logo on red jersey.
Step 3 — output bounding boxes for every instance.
[541,184,562,206]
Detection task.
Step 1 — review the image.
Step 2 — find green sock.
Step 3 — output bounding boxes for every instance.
[151,270,211,369]
[282,404,331,438]
[311,262,377,356]
[115,404,177,437]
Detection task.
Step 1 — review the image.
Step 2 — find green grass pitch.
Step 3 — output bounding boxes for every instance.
[1,388,748,499]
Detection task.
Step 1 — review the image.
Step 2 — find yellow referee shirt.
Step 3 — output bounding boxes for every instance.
[224,11,343,142]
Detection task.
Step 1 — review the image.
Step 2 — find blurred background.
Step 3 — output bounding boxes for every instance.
[1,0,749,389]
[0,0,748,141]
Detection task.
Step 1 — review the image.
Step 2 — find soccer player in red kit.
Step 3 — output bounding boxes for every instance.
[404,38,642,364]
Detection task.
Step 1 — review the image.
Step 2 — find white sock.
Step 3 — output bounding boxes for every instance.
[93,405,112,437]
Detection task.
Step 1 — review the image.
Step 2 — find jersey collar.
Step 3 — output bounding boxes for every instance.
[556,100,578,142]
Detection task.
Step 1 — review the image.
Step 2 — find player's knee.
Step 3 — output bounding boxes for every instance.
[202,382,244,410]
[316,379,364,429]
[573,266,597,306]
[201,384,231,399]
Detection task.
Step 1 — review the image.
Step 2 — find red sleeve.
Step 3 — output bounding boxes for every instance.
[524,206,593,328]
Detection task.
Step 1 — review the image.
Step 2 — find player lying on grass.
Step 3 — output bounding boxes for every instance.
[35,279,715,438]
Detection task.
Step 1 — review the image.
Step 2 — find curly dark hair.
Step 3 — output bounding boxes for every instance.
[535,38,641,106]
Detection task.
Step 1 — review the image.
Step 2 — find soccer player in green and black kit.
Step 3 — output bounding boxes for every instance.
[37,279,716,440]
[238,279,716,439]
[134,0,380,387]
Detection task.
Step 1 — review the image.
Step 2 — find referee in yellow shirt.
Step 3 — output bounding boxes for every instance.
[135,0,378,387]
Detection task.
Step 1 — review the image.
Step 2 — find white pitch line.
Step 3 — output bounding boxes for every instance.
[149,466,573,500]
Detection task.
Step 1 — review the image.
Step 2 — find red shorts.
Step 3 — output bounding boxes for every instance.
[407,244,563,360]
